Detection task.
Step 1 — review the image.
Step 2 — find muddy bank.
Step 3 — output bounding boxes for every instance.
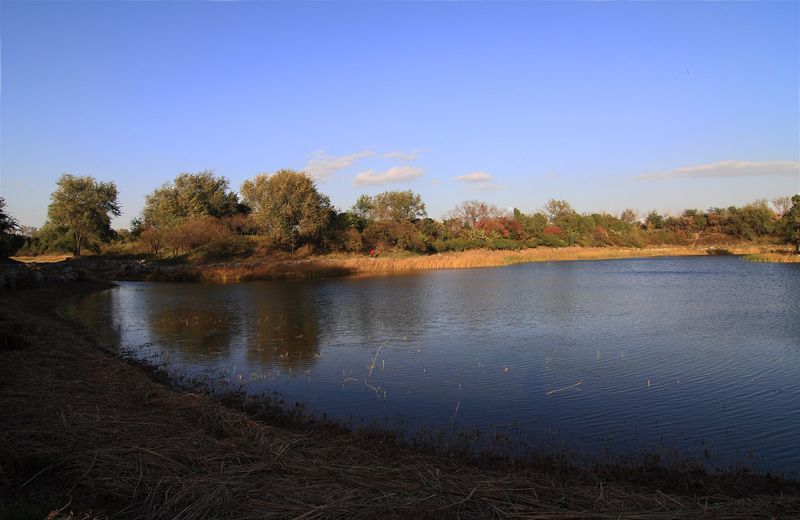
[1,281,798,519]
[0,262,87,292]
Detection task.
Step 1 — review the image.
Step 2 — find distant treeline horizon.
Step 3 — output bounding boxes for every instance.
[2,169,799,258]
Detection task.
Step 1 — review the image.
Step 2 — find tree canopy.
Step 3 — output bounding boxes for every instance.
[0,197,18,235]
[0,197,21,257]
[142,170,240,229]
[779,194,800,252]
[360,190,427,222]
[446,200,505,228]
[240,169,333,250]
[47,174,121,256]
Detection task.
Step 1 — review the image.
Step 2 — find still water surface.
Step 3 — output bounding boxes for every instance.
[65,256,800,473]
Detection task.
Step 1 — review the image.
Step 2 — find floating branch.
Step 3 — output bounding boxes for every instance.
[368,340,390,376]
[364,379,381,398]
[546,379,583,396]
[451,401,460,429]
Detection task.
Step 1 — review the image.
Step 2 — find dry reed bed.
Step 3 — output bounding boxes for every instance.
[178,247,716,283]
[2,283,798,519]
[743,251,800,263]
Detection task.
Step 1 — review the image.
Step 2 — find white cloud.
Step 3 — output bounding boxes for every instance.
[451,171,504,191]
[352,166,426,187]
[545,174,557,179]
[382,150,423,161]
[629,160,800,182]
[452,171,492,183]
[304,150,376,182]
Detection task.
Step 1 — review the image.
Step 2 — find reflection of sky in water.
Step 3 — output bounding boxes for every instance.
[65,256,800,473]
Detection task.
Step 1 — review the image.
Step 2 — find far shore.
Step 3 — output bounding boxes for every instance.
[10,244,798,284]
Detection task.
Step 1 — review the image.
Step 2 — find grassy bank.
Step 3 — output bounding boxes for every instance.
[136,246,723,283]
[743,249,800,263]
[1,281,798,519]
[14,244,794,284]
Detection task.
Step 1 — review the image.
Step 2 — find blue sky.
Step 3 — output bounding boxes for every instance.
[2,1,798,229]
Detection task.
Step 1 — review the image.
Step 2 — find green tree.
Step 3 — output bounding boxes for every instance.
[240,169,333,251]
[142,170,239,229]
[351,194,376,221]
[0,197,18,235]
[47,174,121,256]
[371,190,427,221]
[682,209,707,231]
[620,208,638,226]
[779,194,800,252]
[543,199,575,227]
[0,197,21,257]
[513,209,548,238]
[645,211,665,230]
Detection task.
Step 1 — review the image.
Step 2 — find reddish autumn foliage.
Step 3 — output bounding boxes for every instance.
[543,226,563,235]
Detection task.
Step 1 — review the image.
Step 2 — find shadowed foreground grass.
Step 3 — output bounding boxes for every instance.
[1,281,798,519]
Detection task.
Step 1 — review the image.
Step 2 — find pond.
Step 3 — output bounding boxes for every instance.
[64,255,800,474]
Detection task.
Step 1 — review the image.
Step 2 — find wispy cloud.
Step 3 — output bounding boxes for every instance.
[629,160,800,182]
[304,148,426,182]
[545,174,557,179]
[451,171,504,191]
[304,150,376,182]
[352,166,426,187]
[382,150,423,161]
[452,171,493,183]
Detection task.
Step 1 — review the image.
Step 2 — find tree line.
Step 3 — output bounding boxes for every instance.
[3,169,799,259]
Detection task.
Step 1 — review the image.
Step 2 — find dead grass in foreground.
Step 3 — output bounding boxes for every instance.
[1,282,798,519]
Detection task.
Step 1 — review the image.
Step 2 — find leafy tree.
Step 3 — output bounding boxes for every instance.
[14,222,74,255]
[476,217,525,240]
[0,197,21,257]
[17,225,38,238]
[362,220,426,253]
[371,190,427,221]
[513,209,548,238]
[351,194,376,222]
[620,208,638,225]
[645,211,665,230]
[163,217,226,256]
[726,201,774,240]
[240,169,333,251]
[779,194,800,252]
[576,215,597,238]
[47,174,121,256]
[142,170,239,229]
[0,197,18,235]
[543,199,575,226]
[682,209,707,231]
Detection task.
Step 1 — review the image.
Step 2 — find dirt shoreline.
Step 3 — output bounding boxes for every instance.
[1,280,799,519]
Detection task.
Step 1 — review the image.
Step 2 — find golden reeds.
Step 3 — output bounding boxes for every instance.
[743,251,800,263]
[147,246,726,283]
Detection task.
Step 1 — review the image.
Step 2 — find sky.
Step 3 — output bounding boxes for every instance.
[1,1,799,230]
